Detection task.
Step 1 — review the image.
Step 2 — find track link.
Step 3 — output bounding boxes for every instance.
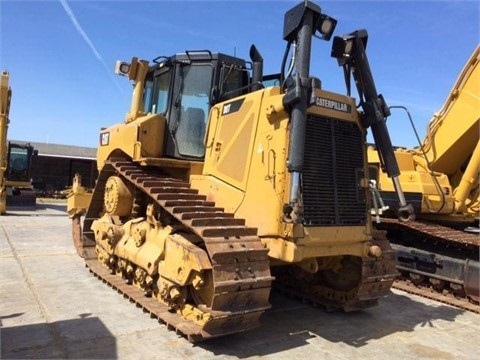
[376,218,480,312]
[393,279,480,314]
[81,157,273,342]
[377,218,480,249]
[86,259,207,342]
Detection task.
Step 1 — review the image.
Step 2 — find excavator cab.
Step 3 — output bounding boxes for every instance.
[6,142,35,182]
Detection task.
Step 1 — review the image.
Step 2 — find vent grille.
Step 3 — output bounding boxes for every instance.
[302,115,367,226]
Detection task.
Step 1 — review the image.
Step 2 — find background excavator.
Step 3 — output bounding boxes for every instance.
[68,1,413,341]
[0,71,37,214]
[368,46,479,310]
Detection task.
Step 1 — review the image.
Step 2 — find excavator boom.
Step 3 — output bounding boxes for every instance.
[421,46,480,175]
[368,46,480,309]
[0,71,11,214]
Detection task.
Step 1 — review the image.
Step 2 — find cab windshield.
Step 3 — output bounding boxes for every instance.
[7,146,30,181]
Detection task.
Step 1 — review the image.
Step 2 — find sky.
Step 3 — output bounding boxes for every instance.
[1,0,478,149]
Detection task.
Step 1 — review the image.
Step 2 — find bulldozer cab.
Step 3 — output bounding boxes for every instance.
[142,51,249,160]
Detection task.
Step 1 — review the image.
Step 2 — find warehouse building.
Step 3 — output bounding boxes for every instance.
[11,140,98,197]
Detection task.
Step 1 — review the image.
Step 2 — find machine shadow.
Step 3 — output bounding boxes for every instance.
[36,202,67,213]
[4,202,67,216]
[1,316,116,359]
[199,289,463,358]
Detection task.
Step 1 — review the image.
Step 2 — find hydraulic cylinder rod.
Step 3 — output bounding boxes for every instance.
[332,30,414,221]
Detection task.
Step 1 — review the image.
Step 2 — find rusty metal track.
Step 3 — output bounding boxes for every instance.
[376,218,480,313]
[393,279,480,314]
[86,259,208,342]
[82,157,273,342]
[377,218,480,249]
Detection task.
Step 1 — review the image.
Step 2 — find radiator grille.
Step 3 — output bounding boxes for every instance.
[302,115,367,226]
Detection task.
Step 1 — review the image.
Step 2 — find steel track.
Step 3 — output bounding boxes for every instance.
[81,157,273,342]
[78,157,402,341]
[376,218,479,314]
[393,280,480,314]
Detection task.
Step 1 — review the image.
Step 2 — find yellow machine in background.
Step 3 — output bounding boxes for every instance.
[0,71,9,214]
[368,46,479,304]
[68,1,412,341]
[369,46,479,222]
[0,71,37,214]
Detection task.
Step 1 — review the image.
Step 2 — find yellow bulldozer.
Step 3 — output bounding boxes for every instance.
[368,46,479,305]
[0,71,37,214]
[68,1,414,341]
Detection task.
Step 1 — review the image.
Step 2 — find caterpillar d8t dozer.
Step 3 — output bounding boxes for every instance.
[368,46,480,309]
[68,1,412,341]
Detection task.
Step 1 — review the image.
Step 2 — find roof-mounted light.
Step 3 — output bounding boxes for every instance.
[331,34,355,60]
[315,14,337,41]
[331,30,368,65]
[283,1,337,42]
[115,60,131,76]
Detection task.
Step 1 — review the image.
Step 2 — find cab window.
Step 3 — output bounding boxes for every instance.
[174,64,213,157]
[145,69,171,115]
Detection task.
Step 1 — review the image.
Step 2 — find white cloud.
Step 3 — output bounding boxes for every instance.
[59,0,123,93]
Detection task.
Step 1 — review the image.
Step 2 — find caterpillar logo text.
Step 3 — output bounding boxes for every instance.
[315,97,351,113]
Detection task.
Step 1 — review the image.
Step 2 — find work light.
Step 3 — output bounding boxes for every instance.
[115,61,131,76]
[316,14,337,41]
[331,30,368,64]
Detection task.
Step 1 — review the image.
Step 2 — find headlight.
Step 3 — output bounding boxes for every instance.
[316,15,337,41]
[115,61,130,76]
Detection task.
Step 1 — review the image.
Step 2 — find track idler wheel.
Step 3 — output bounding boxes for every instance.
[104,176,133,217]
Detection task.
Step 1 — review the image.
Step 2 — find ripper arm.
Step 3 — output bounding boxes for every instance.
[331,29,414,221]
